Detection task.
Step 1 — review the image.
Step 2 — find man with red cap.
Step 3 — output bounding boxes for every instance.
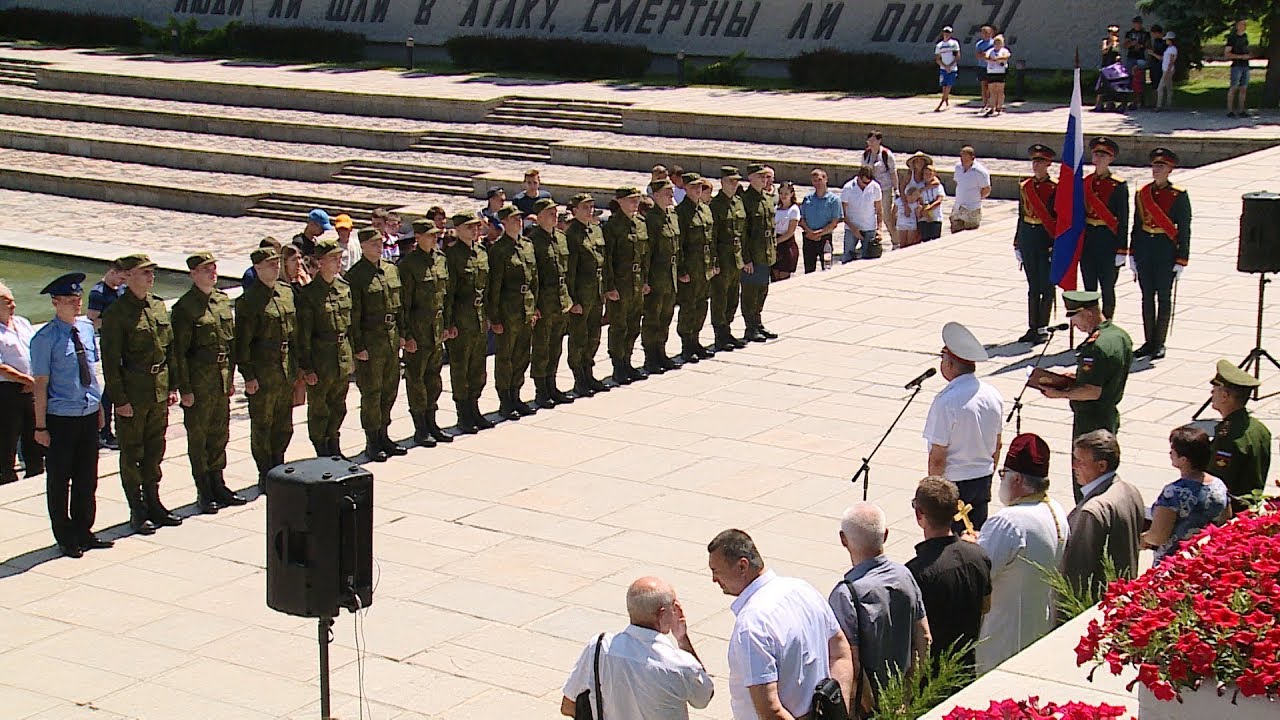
[967,432,1069,674]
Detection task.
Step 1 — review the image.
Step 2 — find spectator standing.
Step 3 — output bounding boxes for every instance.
[771,181,800,281]
[1123,16,1151,105]
[951,147,990,234]
[1060,430,1144,602]
[707,528,855,720]
[670,165,687,203]
[379,210,404,263]
[512,169,552,215]
[647,164,670,196]
[917,165,946,242]
[975,25,996,113]
[799,168,843,273]
[1146,25,1167,98]
[0,281,39,483]
[895,186,922,248]
[1143,426,1229,563]
[86,261,125,450]
[1206,359,1272,513]
[1095,24,1122,109]
[907,477,992,671]
[971,433,1069,674]
[293,207,331,258]
[863,131,898,239]
[332,214,359,273]
[241,236,282,290]
[560,577,713,719]
[924,322,1004,531]
[1155,32,1178,110]
[903,151,932,194]
[983,36,1011,116]
[935,26,960,111]
[481,187,506,243]
[840,165,883,262]
[829,503,930,712]
[1225,19,1251,117]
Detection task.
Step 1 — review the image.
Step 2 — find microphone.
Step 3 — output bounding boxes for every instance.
[904,367,937,389]
[1048,323,1070,331]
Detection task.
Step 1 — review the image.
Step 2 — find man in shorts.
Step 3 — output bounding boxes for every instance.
[951,146,990,233]
[935,26,960,112]
[974,25,995,113]
[1225,19,1251,118]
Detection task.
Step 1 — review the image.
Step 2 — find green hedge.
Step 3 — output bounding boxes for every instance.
[789,49,938,93]
[446,35,650,79]
[0,8,143,46]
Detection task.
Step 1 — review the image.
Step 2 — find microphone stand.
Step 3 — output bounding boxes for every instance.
[851,384,924,501]
[1007,325,1067,435]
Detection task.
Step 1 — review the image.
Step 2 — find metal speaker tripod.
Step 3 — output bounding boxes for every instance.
[1193,272,1280,419]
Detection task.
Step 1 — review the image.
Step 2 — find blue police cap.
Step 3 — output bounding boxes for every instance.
[40,272,86,297]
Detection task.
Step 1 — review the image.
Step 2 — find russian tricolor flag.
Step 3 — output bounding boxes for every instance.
[1050,61,1086,290]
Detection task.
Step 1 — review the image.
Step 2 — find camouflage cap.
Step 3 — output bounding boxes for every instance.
[568,192,596,208]
[745,162,767,175]
[116,253,157,271]
[357,227,381,243]
[250,247,280,265]
[649,179,673,193]
[185,252,215,270]
[614,186,643,199]
[496,203,526,221]
[450,210,483,227]
[313,238,343,257]
[720,166,742,179]
[412,219,440,235]
[531,197,558,214]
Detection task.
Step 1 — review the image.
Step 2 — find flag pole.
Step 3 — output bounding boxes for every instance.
[1069,47,1080,349]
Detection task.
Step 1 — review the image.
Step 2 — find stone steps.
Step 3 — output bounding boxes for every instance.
[332,162,475,195]
[486,97,625,131]
[0,61,37,87]
[410,130,552,162]
[246,195,382,225]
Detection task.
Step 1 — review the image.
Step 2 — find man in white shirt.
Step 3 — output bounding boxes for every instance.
[935,26,961,111]
[332,214,360,273]
[0,280,39,483]
[840,165,883,262]
[924,322,1004,531]
[951,146,991,233]
[967,433,1069,674]
[562,576,713,719]
[671,164,688,204]
[708,528,854,720]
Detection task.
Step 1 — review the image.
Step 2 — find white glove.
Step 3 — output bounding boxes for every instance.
[1173,264,1184,278]
[1114,253,1126,268]
[1014,249,1023,266]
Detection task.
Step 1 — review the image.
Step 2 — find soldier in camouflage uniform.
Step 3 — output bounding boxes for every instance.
[740,163,779,343]
[709,166,747,352]
[347,227,408,463]
[487,204,540,420]
[675,173,719,364]
[528,197,576,409]
[445,211,492,434]
[170,251,244,514]
[296,239,354,458]
[603,187,651,385]
[400,220,455,446]
[564,193,610,398]
[642,179,683,374]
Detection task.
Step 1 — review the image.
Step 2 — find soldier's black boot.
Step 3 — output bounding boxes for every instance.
[380,428,409,455]
[695,338,716,359]
[195,473,221,515]
[455,401,480,434]
[712,326,736,353]
[497,390,521,420]
[313,440,330,456]
[534,377,557,409]
[411,413,436,447]
[588,367,610,393]
[662,347,682,370]
[364,431,388,463]
[513,387,537,416]
[212,470,247,506]
[679,338,701,365]
[471,400,496,429]
[127,488,156,535]
[730,330,748,349]
[425,410,453,443]
[549,375,575,404]
[572,367,595,398]
[744,323,766,343]
[143,484,182,527]
[643,348,666,376]
[758,323,778,340]
[611,359,633,386]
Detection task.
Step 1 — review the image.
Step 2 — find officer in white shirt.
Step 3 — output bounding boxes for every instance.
[707,528,855,720]
[562,576,713,719]
[924,322,1004,532]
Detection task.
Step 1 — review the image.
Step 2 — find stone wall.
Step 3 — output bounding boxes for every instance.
[9,0,1141,69]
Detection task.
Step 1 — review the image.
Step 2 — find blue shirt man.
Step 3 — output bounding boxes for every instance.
[31,317,102,418]
[799,170,845,273]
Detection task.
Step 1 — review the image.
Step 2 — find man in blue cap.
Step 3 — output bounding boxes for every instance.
[29,272,114,557]
[293,208,333,258]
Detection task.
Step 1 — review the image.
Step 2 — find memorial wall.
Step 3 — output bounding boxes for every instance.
[9,0,1140,68]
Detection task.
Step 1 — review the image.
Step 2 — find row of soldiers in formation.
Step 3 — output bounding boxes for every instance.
[96,165,782,533]
[1016,138,1190,360]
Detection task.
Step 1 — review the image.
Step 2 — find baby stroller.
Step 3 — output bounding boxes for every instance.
[1095,60,1134,112]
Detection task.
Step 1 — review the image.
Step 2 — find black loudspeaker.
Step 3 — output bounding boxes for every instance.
[266,457,374,618]
[1238,191,1280,274]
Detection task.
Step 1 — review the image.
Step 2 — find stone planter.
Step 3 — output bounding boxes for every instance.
[1139,682,1275,719]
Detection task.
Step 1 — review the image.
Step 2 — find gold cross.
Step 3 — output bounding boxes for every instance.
[954,500,975,535]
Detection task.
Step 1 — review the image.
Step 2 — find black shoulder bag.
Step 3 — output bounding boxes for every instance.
[574,633,605,720]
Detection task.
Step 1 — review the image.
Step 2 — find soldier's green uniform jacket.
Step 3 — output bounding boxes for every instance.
[709,190,746,272]
[346,258,404,354]
[645,204,681,293]
[1210,408,1272,505]
[676,196,717,281]
[565,218,606,306]
[1070,320,1133,434]
[603,212,650,296]
[400,246,453,342]
[446,241,488,329]
[234,282,297,383]
[101,291,175,404]
[486,235,538,324]
[528,225,573,316]
[296,275,354,376]
[170,286,235,396]
[740,186,778,268]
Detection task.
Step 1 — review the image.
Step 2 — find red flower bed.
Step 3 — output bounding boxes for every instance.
[1076,499,1280,701]
[943,696,1131,719]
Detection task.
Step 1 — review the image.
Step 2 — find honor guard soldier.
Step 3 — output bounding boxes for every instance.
[1082,137,1130,319]
[564,194,610,398]
[1207,360,1272,513]
[171,252,245,513]
[400,220,455,446]
[529,197,576,408]
[1015,145,1058,344]
[709,166,747,352]
[488,203,540,419]
[100,254,181,533]
[603,187,652,385]
[30,273,114,556]
[445,211,493,433]
[675,173,719,364]
[296,239,354,458]
[642,179,683,375]
[235,245,298,488]
[348,227,408,462]
[1130,147,1190,360]
[740,163,779,342]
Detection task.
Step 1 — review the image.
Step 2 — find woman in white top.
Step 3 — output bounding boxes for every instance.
[1156,33,1177,110]
[917,165,947,241]
[894,186,921,248]
[863,131,898,240]
[771,181,801,281]
[983,35,1011,116]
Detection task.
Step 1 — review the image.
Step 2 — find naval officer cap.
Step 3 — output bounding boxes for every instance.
[1062,290,1102,315]
[1211,359,1261,389]
[41,272,86,297]
[942,321,988,363]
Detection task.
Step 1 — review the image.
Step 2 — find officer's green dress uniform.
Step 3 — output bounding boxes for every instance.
[564,195,609,397]
[675,175,718,363]
[100,253,180,532]
[400,222,453,446]
[603,187,651,384]
[170,252,243,514]
[739,166,778,342]
[1131,148,1191,360]
[642,181,682,373]
[487,204,540,418]
[1064,291,1133,441]
[709,167,747,351]
[296,240,354,457]
[444,212,492,433]
[1081,137,1129,320]
[235,247,298,484]
[347,228,407,462]
[1207,360,1273,513]
[528,198,575,408]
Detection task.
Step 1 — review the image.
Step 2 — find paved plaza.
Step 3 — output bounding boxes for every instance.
[0,49,1278,719]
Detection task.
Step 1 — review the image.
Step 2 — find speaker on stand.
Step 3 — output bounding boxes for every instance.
[265,457,374,720]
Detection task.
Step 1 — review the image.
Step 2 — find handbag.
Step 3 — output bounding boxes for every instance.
[574,633,605,720]
[811,677,849,720]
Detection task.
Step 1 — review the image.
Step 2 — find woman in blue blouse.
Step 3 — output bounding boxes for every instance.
[1142,426,1230,563]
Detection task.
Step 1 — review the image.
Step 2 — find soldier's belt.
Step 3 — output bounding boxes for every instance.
[519,284,530,294]
[315,331,347,343]
[124,360,167,375]
[190,348,229,364]
[1141,224,1171,236]
[1022,216,1045,226]
[362,313,396,328]
[253,339,289,353]
[1085,218,1110,227]
[558,277,566,286]
[631,263,641,273]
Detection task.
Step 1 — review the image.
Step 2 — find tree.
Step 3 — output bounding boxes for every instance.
[1139,0,1278,107]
